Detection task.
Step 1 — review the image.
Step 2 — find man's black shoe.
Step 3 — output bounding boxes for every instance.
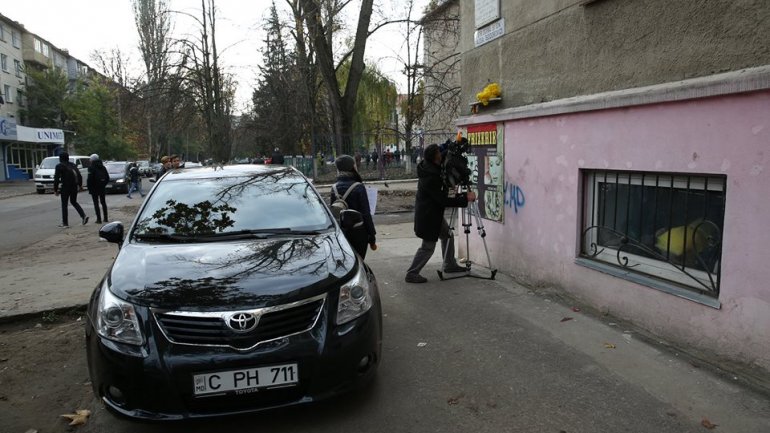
[82,216,89,225]
[405,273,428,283]
[443,265,468,274]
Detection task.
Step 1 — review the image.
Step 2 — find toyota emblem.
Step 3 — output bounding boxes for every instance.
[226,312,258,333]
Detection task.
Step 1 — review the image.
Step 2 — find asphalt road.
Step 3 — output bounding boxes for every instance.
[0,190,141,251]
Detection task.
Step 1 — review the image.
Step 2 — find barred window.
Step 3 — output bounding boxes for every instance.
[580,171,725,297]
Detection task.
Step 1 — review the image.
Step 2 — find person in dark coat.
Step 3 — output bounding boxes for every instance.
[271,147,285,165]
[330,155,376,259]
[53,152,89,227]
[87,154,109,223]
[405,144,476,283]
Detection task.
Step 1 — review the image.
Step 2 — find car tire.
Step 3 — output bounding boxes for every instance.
[36,189,45,194]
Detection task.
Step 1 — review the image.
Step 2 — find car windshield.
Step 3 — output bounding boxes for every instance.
[132,171,333,239]
[40,158,60,169]
[106,163,126,174]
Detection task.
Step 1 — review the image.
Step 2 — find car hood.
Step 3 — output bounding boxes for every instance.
[108,173,125,180]
[107,232,357,310]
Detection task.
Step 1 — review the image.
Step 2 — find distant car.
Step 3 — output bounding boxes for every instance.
[137,160,153,177]
[86,165,382,419]
[34,155,91,194]
[104,162,130,193]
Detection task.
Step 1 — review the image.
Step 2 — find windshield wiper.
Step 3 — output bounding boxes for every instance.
[204,228,330,238]
[133,232,192,242]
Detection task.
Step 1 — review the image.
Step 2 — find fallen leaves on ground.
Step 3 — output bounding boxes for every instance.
[61,409,91,426]
[447,393,465,405]
[571,307,581,312]
[560,317,574,322]
[701,418,718,429]
[604,343,616,349]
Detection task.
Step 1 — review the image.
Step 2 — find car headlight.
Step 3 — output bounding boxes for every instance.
[96,284,144,346]
[116,179,125,183]
[336,264,373,325]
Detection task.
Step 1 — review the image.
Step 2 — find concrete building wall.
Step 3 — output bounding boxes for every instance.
[422,0,462,134]
[460,0,770,109]
[0,16,25,121]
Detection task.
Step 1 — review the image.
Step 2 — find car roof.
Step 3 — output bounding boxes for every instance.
[162,164,301,181]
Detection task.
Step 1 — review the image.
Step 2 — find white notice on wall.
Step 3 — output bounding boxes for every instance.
[475,0,500,29]
[366,186,378,215]
[475,19,505,47]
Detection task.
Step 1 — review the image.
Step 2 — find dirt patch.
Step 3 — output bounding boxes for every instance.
[0,313,95,433]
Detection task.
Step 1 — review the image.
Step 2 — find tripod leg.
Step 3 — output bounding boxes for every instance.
[441,207,457,273]
[471,202,495,274]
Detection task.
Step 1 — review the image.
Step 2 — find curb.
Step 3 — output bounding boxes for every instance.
[0,304,88,325]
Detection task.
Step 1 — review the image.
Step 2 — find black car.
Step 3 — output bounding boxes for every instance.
[104,161,130,193]
[86,165,382,420]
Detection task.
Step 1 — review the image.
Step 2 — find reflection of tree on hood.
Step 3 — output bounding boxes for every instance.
[142,199,236,235]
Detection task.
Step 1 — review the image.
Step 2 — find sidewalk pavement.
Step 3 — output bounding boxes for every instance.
[2,211,769,431]
[0,180,36,200]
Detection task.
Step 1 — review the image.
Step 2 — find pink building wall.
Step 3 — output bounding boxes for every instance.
[466,90,770,370]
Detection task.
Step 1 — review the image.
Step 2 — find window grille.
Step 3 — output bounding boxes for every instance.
[580,170,725,296]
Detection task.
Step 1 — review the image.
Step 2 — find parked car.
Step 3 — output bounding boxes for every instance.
[136,160,153,177]
[104,161,130,193]
[34,155,91,194]
[86,165,382,420]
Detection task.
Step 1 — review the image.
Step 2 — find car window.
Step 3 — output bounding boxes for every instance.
[106,163,126,174]
[133,172,333,237]
[79,158,91,168]
[40,158,58,169]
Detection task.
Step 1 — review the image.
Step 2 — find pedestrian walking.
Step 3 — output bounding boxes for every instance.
[371,150,379,168]
[405,144,476,283]
[127,163,144,198]
[87,154,109,223]
[365,151,371,169]
[53,152,89,228]
[330,155,377,259]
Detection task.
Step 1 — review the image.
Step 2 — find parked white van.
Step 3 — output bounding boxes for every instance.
[34,155,91,194]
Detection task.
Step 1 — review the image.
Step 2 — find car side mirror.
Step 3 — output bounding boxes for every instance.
[149,178,156,183]
[99,222,124,247]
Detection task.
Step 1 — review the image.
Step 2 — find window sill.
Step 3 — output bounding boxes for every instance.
[574,257,721,309]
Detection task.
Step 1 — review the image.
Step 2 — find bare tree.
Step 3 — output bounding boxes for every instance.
[178,0,233,162]
[132,0,174,158]
[298,0,376,155]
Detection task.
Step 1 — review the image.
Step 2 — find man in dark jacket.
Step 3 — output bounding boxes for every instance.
[330,155,376,258]
[86,154,109,223]
[271,147,285,165]
[405,144,476,283]
[53,152,89,228]
[127,163,144,198]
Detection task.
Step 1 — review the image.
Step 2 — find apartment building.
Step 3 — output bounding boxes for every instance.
[433,0,770,372]
[0,12,96,181]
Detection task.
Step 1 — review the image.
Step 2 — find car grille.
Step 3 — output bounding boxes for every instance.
[153,295,325,351]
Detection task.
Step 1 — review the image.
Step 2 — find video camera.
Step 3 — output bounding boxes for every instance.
[441,134,472,189]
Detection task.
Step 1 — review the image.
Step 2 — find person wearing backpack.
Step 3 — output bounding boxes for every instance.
[126,162,144,198]
[53,152,89,228]
[330,155,376,259]
[87,154,110,223]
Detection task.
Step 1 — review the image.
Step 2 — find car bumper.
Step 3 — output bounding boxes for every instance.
[35,180,54,191]
[105,182,127,192]
[86,299,382,420]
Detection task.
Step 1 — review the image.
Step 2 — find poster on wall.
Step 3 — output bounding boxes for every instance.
[464,122,504,222]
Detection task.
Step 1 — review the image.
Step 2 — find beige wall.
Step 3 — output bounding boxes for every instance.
[460,0,770,109]
[422,0,462,134]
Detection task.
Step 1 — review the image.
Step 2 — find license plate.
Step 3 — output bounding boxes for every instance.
[193,363,299,396]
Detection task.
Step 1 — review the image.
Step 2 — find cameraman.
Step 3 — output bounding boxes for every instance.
[405,143,476,283]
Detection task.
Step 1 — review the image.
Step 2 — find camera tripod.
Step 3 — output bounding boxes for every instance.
[438,191,498,281]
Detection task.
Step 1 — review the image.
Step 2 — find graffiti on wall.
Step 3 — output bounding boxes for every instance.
[503,181,526,214]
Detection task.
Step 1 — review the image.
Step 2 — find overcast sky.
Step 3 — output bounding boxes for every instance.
[5,0,429,113]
